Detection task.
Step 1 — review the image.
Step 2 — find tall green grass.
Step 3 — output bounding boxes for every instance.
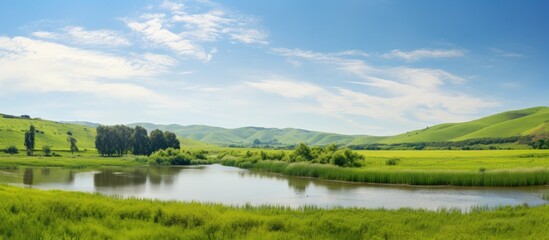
[221,159,549,186]
[0,185,548,239]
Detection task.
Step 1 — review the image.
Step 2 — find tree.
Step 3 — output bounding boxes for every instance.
[67,136,78,155]
[95,125,132,156]
[290,143,313,162]
[149,129,167,153]
[131,126,150,155]
[164,131,180,149]
[252,139,261,146]
[24,125,35,156]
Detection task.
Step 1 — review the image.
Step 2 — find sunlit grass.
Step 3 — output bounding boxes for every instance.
[0,185,547,239]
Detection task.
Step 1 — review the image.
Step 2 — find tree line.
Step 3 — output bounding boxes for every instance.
[95,125,180,157]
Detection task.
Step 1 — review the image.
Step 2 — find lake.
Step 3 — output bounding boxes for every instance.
[1,164,547,211]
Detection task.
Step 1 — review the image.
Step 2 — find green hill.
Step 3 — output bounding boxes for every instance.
[0,114,96,150]
[381,106,549,144]
[129,107,549,146]
[2,106,548,149]
[127,124,370,146]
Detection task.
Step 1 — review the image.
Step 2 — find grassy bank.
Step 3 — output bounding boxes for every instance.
[0,151,146,169]
[218,149,549,186]
[0,185,548,239]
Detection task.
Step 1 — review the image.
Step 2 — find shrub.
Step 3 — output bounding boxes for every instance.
[148,148,195,165]
[5,146,18,154]
[385,158,400,166]
[42,145,52,156]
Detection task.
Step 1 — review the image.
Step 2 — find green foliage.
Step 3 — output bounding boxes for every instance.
[95,125,133,156]
[67,135,78,154]
[149,129,167,153]
[164,131,180,149]
[131,126,151,156]
[385,158,400,166]
[289,143,313,162]
[148,148,208,165]
[24,125,35,156]
[42,145,52,157]
[1,185,549,239]
[5,145,18,154]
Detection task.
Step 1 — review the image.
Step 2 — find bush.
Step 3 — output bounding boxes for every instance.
[385,158,400,166]
[148,148,195,165]
[42,145,52,156]
[5,146,18,154]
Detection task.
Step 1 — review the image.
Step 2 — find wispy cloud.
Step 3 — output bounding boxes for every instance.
[32,26,131,47]
[381,48,466,61]
[266,47,497,127]
[490,48,524,58]
[125,0,268,61]
[0,36,175,104]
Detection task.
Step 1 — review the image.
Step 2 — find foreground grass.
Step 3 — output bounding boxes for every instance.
[0,185,547,239]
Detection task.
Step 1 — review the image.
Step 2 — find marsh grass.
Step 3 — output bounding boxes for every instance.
[221,159,549,186]
[0,185,548,239]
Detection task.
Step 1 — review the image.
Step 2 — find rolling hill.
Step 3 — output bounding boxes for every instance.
[0,114,97,150]
[129,107,548,146]
[380,106,549,144]
[1,106,548,149]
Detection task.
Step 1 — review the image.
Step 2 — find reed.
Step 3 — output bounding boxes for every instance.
[221,159,549,186]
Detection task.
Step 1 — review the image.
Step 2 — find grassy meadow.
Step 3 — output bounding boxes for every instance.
[1,184,548,239]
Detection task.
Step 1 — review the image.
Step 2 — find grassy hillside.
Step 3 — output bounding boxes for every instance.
[381,106,549,144]
[0,114,96,150]
[2,106,548,149]
[128,123,372,146]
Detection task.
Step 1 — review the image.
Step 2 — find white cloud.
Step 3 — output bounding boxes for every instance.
[245,79,323,98]
[32,26,131,47]
[382,48,465,61]
[266,47,498,127]
[125,0,268,61]
[0,36,175,104]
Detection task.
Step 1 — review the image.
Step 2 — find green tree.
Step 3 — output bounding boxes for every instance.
[164,131,180,149]
[290,143,313,162]
[149,129,167,153]
[131,126,150,155]
[67,136,78,155]
[24,125,35,156]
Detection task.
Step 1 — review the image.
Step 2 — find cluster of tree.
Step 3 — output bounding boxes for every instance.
[531,138,549,149]
[95,125,180,157]
[348,136,526,150]
[148,148,208,165]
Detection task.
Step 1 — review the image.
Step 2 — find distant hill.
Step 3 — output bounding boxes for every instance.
[129,107,549,146]
[126,123,383,146]
[1,106,548,149]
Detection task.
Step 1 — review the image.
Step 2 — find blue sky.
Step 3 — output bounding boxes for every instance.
[0,0,547,135]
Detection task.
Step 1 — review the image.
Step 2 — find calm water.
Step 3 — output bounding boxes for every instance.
[1,164,547,211]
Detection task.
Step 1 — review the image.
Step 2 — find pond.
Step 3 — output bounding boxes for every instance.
[1,164,547,211]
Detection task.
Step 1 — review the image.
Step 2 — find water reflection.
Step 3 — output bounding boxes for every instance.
[23,168,33,185]
[0,165,548,211]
